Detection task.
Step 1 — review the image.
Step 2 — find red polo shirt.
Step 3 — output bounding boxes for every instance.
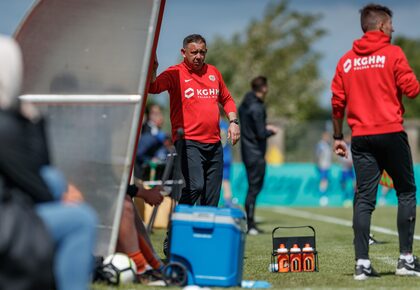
[149,62,237,143]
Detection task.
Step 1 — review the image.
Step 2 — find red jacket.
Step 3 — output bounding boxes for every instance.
[331,31,420,136]
[149,62,236,143]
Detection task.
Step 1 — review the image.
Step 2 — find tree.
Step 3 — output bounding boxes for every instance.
[206,0,327,120]
[394,36,420,118]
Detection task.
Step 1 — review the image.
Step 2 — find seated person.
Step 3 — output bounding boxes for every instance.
[135,103,171,179]
[117,183,165,285]
[0,35,97,290]
[116,105,171,284]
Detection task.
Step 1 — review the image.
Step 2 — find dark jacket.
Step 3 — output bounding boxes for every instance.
[239,91,273,164]
[136,122,168,165]
[0,109,53,203]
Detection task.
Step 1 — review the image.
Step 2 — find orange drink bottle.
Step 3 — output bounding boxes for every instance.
[276,244,289,272]
[302,243,315,272]
[290,244,302,272]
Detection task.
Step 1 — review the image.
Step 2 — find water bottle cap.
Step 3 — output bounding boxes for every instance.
[290,244,301,253]
[277,247,288,254]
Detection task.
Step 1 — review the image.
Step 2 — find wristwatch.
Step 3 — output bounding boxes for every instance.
[230,119,239,125]
[333,133,344,140]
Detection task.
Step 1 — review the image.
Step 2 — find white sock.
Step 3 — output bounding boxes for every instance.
[137,264,152,275]
[356,259,371,268]
[400,254,414,263]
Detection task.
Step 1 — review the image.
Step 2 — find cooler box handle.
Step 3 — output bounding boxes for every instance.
[192,212,215,229]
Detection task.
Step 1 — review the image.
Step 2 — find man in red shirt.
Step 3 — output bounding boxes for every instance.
[331,4,420,280]
[149,34,240,207]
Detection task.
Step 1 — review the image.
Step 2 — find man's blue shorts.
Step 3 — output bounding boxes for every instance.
[341,169,355,183]
[317,167,330,180]
[223,164,231,181]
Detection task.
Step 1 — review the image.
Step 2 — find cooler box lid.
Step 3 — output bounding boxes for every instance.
[172,205,246,232]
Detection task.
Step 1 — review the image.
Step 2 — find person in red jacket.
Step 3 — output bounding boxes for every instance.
[331,4,420,280]
[149,34,240,207]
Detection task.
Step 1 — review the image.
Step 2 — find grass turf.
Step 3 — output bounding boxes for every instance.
[93,206,420,290]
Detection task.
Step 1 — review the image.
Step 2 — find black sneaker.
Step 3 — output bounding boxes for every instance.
[137,269,167,286]
[396,256,420,276]
[163,235,169,257]
[354,264,380,280]
[369,234,378,245]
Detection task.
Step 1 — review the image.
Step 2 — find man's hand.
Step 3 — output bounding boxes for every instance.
[266,124,279,135]
[228,122,240,146]
[334,139,348,158]
[62,184,84,204]
[137,186,164,206]
[153,55,159,72]
[150,55,159,82]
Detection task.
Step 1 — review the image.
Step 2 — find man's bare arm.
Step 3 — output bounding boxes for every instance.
[227,112,240,146]
[332,117,348,158]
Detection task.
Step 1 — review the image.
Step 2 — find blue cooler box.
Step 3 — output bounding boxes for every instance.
[169,205,247,287]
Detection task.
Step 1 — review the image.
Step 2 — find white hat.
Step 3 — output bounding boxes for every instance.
[0,35,22,110]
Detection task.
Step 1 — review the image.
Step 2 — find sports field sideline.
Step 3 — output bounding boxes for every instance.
[93,206,420,290]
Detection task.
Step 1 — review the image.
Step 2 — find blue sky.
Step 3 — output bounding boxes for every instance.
[158,0,420,106]
[1,0,420,106]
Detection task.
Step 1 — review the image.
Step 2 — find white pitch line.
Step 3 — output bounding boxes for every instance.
[272,207,420,241]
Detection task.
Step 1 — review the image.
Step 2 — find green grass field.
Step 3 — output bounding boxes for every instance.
[93,206,420,290]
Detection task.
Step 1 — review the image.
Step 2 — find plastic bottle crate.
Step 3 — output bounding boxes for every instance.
[270,226,319,273]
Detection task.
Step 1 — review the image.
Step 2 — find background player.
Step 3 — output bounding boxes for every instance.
[339,135,355,207]
[239,76,278,235]
[315,132,332,207]
[220,115,236,207]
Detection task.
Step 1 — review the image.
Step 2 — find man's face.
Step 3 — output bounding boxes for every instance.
[380,17,394,38]
[260,85,269,100]
[149,105,164,128]
[181,42,207,71]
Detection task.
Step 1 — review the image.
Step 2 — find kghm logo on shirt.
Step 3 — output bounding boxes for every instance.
[343,55,386,73]
[197,88,219,98]
[184,88,194,99]
[184,88,219,99]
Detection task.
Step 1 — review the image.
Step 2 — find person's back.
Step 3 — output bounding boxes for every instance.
[331,4,420,281]
[0,34,97,290]
[239,76,278,234]
[239,91,270,162]
[332,14,419,137]
[0,34,54,203]
[0,110,54,200]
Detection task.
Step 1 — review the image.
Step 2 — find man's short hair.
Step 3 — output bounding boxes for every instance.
[251,76,268,92]
[183,34,206,48]
[145,102,161,118]
[360,3,393,33]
